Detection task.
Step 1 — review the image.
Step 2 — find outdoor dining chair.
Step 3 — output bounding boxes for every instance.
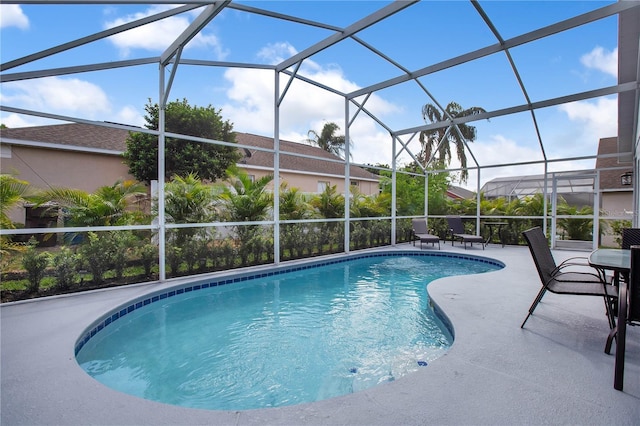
[606,245,640,390]
[520,227,618,329]
[622,228,640,249]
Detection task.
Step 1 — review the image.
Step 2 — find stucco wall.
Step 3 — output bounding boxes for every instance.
[2,145,380,226]
[1,145,134,192]
[1,145,135,224]
[241,167,379,196]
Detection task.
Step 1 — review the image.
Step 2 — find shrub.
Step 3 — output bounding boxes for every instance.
[21,238,50,293]
[137,243,158,279]
[181,238,201,273]
[110,232,135,280]
[611,220,632,247]
[52,247,79,290]
[78,232,113,284]
[166,246,182,276]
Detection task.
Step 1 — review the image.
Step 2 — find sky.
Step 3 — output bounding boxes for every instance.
[0,1,621,190]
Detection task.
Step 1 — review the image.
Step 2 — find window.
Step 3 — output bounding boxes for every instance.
[248,175,255,183]
[317,181,329,193]
[350,180,359,187]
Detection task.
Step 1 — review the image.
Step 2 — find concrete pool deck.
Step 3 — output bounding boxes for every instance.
[2,242,639,425]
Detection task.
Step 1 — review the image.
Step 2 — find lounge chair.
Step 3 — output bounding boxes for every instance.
[446,215,484,249]
[520,227,617,329]
[411,218,440,250]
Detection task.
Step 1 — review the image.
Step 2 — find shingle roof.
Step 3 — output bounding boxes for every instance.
[595,137,633,190]
[447,185,475,200]
[236,133,378,180]
[0,123,378,181]
[0,123,130,151]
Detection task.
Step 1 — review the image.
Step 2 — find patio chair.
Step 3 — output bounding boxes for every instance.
[446,215,484,249]
[520,227,617,329]
[622,228,640,249]
[411,218,440,250]
[606,245,640,390]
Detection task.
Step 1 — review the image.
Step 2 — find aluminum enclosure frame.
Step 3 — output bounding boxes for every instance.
[1,1,638,280]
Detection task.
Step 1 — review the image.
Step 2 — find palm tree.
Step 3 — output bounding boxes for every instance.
[305,122,349,159]
[310,184,344,219]
[164,173,216,225]
[419,101,485,182]
[33,179,147,227]
[219,168,274,242]
[163,173,218,248]
[279,183,312,220]
[0,174,31,259]
[0,174,31,230]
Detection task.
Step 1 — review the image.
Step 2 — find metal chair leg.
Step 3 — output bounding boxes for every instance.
[521,288,547,328]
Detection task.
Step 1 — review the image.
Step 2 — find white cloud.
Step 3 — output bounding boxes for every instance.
[558,97,617,140]
[0,113,36,128]
[104,6,227,59]
[257,42,299,65]
[221,42,400,164]
[0,5,29,30]
[470,135,545,185]
[114,105,145,127]
[580,46,617,78]
[0,77,147,127]
[455,96,617,191]
[1,77,111,117]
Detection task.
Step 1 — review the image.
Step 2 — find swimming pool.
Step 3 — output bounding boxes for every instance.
[75,250,503,411]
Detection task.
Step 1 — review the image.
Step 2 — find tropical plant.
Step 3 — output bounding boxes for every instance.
[279,183,313,220]
[305,122,349,159]
[512,193,547,217]
[218,168,274,243]
[556,203,593,241]
[310,184,344,219]
[32,179,147,228]
[378,165,449,216]
[163,173,217,248]
[0,174,31,229]
[310,185,345,254]
[0,174,31,258]
[124,98,240,183]
[419,101,486,182]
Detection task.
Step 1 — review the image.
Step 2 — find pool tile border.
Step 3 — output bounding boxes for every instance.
[74,250,504,356]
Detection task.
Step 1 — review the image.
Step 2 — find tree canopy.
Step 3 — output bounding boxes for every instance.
[305,122,349,159]
[123,99,241,184]
[419,101,485,183]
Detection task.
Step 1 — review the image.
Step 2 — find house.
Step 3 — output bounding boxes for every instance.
[596,136,634,246]
[236,132,379,195]
[0,123,380,224]
[446,185,474,201]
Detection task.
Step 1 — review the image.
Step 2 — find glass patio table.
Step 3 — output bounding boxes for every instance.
[588,248,631,391]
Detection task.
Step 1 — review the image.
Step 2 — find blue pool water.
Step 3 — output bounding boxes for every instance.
[76,252,502,410]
